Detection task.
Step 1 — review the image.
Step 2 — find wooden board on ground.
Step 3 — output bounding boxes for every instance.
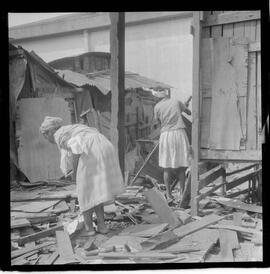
[99,235,144,252]
[218,229,239,262]
[11,218,31,229]
[143,188,181,228]
[141,230,179,251]
[119,223,169,238]
[167,228,219,262]
[211,196,262,213]
[56,230,75,262]
[11,200,61,213]
[11,241,54,259]
[173,214,226,238]
[16,223,64,245]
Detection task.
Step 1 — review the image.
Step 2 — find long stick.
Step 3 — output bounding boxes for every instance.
[130,141,159,185]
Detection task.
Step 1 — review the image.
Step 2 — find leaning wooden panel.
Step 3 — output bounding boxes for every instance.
[209,37,248,150]
[256,52,261,149]
[17,97,72,182]
[246,52,257,150]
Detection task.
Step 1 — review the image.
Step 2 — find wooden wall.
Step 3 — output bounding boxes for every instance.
[200,11,261,161]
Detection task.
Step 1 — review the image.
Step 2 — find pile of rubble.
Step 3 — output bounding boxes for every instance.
[10,176,262,265]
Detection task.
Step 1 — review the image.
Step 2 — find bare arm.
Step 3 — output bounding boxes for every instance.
[72,153,80,181]
[179,101,191,115]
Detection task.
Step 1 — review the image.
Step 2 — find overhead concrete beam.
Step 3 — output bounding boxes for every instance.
[9,12,192,41]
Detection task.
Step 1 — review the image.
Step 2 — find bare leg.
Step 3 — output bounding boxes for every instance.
[95,203,109,234]
[178,167,187,198]
[164,168,173,200]
[180,173,191,208]
[82,208,95,233]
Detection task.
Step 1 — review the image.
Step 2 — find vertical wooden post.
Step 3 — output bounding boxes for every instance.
[110,12,125,176]
[191,12,201,216]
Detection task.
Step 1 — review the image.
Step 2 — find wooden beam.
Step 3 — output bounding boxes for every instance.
[226,163,257,176]
[173,214,226,238]
[11,241,54,259]
[226,168,261,191]
[110,12,125,176]
[56,230,75,262]
[202,11,260,27]
[15,223,64,245]
[200,149,262,161]
[191,11,201,216]
[198,165,225,189]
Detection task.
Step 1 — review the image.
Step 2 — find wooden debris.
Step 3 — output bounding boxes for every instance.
[44,251,59,264]
[100,236,144,252]
[209,222,261,236]
[119,223,169,238]
[11,200,61,213]
[84,236,97,251]
[233,212,243,226]
[211,196,262,213]
[11,218,31,229]
[141,230,179,251]
[56,230,75,262]
[11,241,54,259]
[99,251,178,260]
[218,229,239,262]
[15,223,63,245]
[174,210,192,225]
[169,229,219,263]
[173,214,226,238]
[143,187,180,228]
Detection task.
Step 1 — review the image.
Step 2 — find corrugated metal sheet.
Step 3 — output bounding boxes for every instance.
[55,69,172,95]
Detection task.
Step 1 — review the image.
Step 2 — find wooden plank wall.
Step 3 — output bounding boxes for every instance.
[17,97,72,182]
[200,11,261,158]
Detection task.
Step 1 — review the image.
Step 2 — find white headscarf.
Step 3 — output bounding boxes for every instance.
[39,116,63,134]
[151,89,168,98]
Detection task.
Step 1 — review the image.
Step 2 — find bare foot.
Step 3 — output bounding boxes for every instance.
[97,226,109,234]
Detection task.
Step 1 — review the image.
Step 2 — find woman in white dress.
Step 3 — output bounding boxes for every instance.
[152,90,191,202]
[40,116,124,235]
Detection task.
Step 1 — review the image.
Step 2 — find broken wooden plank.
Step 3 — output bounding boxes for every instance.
[198,165,225,189]
[11,200,61,213]
[119,223,169,238]
[11,218,31,229]
[233,212,243,226]
[143,187,181,228]
[15,223,63,245]
[209,223,261,235]
[56,230,75,262]
[173,214,226,238]
[226,168,261,191]
[11,241,54,259]
[44,251,59,265]
[210,196,262,213]
[219,229,234,261]
[225,189,249,199]
[99,251,178,259]
[226,163,258,176]
[141,230,179,251]
[203,11,260,27]
[84,236,97,251]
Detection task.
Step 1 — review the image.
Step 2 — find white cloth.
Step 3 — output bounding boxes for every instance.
[54,124,124,212]
[159,129,190,168]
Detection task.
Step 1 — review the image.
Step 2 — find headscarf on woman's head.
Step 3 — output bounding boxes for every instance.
[151,89,168,99]
[39,116,63,135]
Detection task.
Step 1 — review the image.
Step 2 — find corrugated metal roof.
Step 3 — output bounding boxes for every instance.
[55,69,172,95]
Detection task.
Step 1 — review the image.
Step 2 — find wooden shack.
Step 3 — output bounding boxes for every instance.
[191,11,261,215]
[9,44,79,183]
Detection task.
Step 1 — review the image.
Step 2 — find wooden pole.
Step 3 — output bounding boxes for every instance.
[191,11,201,216]
[110,12,125,176]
